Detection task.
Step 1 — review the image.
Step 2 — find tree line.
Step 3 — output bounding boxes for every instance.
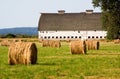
[0,33,37,38]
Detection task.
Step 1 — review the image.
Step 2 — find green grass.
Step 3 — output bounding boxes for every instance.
[0,42,120,79]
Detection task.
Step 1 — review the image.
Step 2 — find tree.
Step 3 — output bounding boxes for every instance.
[92,0,120,39]
[5,33,16,38]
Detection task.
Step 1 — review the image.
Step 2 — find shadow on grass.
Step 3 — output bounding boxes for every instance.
[36,62,61,66]
[88,53,120,56]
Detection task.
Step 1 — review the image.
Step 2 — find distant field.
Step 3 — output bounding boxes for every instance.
[0,40,120,79]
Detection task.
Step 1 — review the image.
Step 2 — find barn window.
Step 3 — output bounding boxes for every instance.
[60,36,62,39]
[92,36,94,38]
[104,36,106,38]
[56,36,58,39]
[78,31,80,33]
[100,36,102,38]
[44,36,47,39]
[75,36,77,38]
[48,36,50,39]
[88,36,90,39]
[52,36,54,38]
[63,36,66,39]
[96,36,98,38]
[41,36,43,39]
[79,36,81,38]
[71,36,74,38]
[67,36,70,38]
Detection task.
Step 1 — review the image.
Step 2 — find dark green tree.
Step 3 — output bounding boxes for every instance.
[5,33,16,38]
[92,0,120,39]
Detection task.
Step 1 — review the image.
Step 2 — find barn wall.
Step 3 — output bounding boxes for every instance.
[38,31,107,40]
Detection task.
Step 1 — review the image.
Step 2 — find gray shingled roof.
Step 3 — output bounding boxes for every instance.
[38,12,102,31]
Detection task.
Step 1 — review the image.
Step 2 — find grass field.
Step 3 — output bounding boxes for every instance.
[0,41,120,79]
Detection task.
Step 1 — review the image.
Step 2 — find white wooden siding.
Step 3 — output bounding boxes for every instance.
[38,31,107,40]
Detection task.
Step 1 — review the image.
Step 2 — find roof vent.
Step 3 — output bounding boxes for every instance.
[58,10,65,14]
[86,10,93,14]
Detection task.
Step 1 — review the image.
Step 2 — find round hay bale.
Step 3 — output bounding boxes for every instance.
[1,40,10,47]
[8,42,37,65]
[51,40,61,48]
[114,39,120,44]
[42,40,49,47]
[42,40,61,48]
[96,41,99,50]
[86,40,99,50]
[66,40,71,43]
[48,40,54,47]
[42,40,50,47]
[70,40,87,54]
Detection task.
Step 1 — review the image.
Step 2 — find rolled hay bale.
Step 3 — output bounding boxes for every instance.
[21,39,27,42]
[48,40,54,47]
[66,40,71,43]
[93,40,99,50]
[8,42,37,65]
[42,40,61,48]
[50,40,61,48]
[0,38,3,42]
[12,39,19,42]
[1,40,10,47]
[18,39,22,42]
[42,40,49,47]
[70,40,87,54]
[86,40,99,50]
[114,39,120,44]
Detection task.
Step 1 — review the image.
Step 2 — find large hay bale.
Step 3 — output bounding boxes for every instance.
[65,40,71,43]
[42,40,61,48]
[42,40,49,47]
[70,40,87,54]
[8,42,37,65]
[1,40,10,47]
[86,40,99,50]
[114,39,120,44]
[50,40,61,48]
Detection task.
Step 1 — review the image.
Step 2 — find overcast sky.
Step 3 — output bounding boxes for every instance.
[0,0,101,29]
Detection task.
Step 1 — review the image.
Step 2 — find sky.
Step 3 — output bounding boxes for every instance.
[0,0,101,29]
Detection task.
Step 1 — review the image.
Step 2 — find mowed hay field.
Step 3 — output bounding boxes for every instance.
[0,39,120,79]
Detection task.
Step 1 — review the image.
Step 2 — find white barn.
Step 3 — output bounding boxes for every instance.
[38,10,107,40]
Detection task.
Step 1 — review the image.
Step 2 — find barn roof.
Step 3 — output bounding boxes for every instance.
[38,11,102,31]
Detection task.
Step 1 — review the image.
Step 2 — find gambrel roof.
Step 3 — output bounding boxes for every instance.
[38,11,102,31]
